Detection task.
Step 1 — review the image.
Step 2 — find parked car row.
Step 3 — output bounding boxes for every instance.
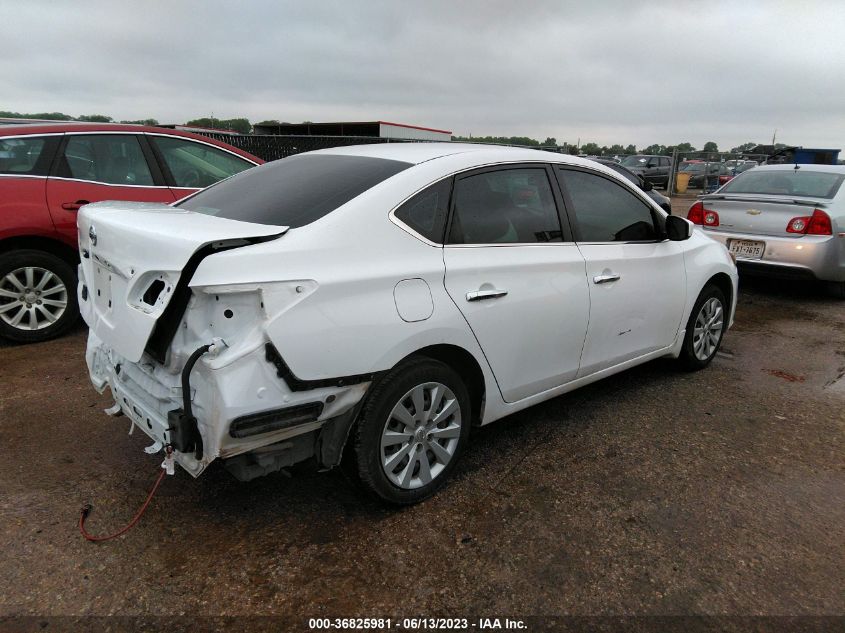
[589,158,672,212]
[620,154,673,188]
[0,123,263,342]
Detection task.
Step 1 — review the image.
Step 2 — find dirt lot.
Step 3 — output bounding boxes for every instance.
[0,275,843,626]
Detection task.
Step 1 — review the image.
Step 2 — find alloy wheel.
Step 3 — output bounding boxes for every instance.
[692,296,724,361]
[0,266,69,331]
[380,382,462,490]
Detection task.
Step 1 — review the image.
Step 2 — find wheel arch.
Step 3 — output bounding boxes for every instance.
[317,342,486,471]
[704,271,734,316]
[401,344,486,425]
[0,235,79,267]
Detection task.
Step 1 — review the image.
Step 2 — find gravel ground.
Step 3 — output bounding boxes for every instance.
[0,276,843,626]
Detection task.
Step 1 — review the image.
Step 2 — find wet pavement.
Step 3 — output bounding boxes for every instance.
[0,277,843,621]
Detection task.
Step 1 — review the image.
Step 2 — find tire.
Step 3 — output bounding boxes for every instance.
[0,249,79,343]
[678,284,727,371]
[351,357,471,505]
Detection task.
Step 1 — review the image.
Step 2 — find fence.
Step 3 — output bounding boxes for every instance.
[197,133,422,162]
[665,151,769,196]
[196,132,568,163]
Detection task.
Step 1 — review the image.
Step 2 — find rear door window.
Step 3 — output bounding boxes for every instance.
[557,168,659,242]
[150,136,254,188]
[58,135,155,186]
[178,154,412,227]
[448,167,562,244]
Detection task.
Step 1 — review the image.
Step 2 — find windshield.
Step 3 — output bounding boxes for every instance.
[620,156,649,167]
[719,169,845,198]
[177,154,412,227]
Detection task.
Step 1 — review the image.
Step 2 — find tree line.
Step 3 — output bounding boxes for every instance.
[0,110,252,134]
[451,136,784,155]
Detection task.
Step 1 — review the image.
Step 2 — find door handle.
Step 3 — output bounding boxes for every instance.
[466,289,508,302]
[61,200,90,211]
[593,273,621,284]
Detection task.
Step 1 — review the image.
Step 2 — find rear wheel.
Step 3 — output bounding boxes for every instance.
[0,250,78,343]
[678,284,727,370]
[352,357,471,505]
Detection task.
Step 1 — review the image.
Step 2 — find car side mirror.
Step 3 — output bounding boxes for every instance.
[665,215,693,241]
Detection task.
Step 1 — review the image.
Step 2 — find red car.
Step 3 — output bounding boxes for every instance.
[0,123,263,342]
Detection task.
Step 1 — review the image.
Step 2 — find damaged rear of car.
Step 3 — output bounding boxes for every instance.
[79,153,413,482]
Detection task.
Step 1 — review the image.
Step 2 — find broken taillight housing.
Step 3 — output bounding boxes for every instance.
[687,201,719,226]
[786,209,832,235]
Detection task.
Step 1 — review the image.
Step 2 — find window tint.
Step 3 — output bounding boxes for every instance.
[719,169,845,198]
[61,135,154,186]
[0,137,47,175]
[178,154,411,228]
[449,168,562,244]
[151,136,253,188]
[394,178,451,243]
[558,169,658,242]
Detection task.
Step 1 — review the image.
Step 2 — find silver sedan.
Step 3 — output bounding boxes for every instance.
[685,164,845,297]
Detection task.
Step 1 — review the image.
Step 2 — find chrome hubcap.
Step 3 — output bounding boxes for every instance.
[0,266,68,331]
[381,381,462,490]
[692,297,724,361]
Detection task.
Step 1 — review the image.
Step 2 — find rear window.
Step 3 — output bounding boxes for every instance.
[720,169,845,198]
[178,154,412,227]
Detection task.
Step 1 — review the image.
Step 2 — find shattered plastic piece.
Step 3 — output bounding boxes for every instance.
[104,402,123,417]
[128,419,135,435]
[144,441,163,454]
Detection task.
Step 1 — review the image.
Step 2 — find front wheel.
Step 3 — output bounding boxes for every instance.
[351,357,471,505]
[678,284,727,370]
[0,249,79,343]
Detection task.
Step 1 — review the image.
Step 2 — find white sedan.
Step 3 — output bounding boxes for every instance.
[78,143,738,504]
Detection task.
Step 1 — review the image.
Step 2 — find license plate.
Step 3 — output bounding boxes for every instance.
[729,239,765,259]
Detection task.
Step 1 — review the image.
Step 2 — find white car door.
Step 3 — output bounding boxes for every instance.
[554,167,687,377]
[442,165,590,403]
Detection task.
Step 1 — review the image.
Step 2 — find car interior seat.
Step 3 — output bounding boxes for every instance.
[454,178,517,243]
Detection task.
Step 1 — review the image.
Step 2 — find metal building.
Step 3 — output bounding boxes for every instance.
[253,120,452,142]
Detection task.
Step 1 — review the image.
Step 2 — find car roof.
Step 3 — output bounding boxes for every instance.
[314,141,605,169]
[0,122,263,163]
[0,122,175,135]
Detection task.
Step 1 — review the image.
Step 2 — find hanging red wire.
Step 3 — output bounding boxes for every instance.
[79,467,167,542]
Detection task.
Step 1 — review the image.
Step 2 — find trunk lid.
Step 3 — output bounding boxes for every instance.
[699,194,827,237]
[78,201,285,362]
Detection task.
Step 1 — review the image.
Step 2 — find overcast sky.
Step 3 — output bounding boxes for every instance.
[2,0,844,150]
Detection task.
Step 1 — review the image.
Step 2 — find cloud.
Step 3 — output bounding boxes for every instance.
[2,0,844,150]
